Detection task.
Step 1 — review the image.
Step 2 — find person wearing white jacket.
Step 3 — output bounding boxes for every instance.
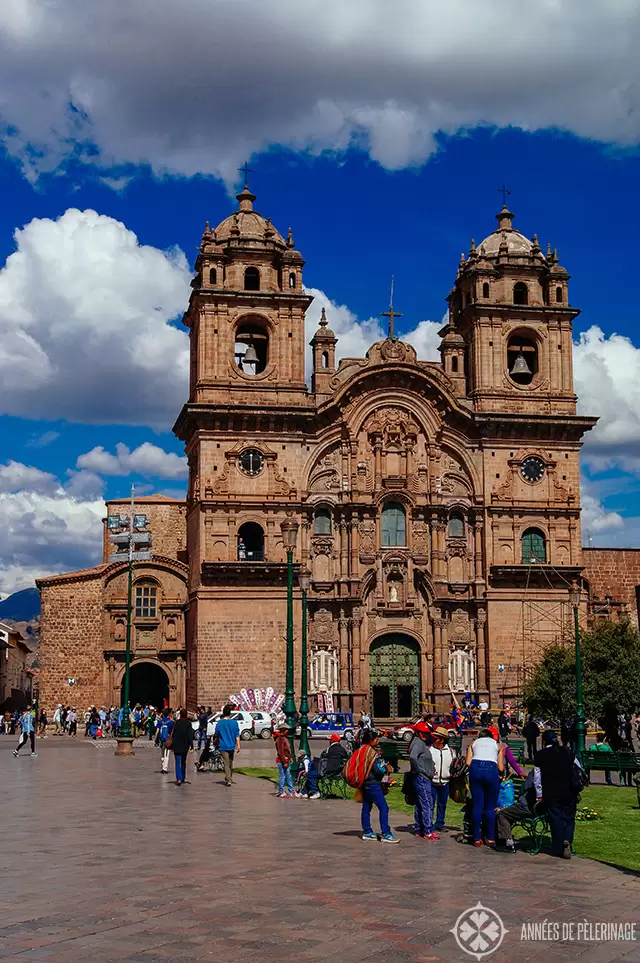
[429,726,456,832]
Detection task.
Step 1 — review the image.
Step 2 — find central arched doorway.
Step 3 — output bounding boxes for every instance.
[124,662,170,709]
[370,634,420,720]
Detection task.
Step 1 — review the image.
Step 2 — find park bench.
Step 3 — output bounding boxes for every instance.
[379,738,410,772]
[505,737,526,766]
[582,749,640,784]
[318,770,349,798]
[508,775,550,855]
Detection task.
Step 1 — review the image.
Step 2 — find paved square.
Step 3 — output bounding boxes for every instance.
[1,739,639,963]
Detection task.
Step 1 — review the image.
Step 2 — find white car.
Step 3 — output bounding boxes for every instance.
[206,710,255,741]
[249,710,273,739]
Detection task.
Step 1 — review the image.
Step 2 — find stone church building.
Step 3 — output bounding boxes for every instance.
[39,186,629,719]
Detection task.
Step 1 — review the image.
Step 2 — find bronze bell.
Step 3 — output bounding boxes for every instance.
[510,352,531,377]
[242,343,259,365]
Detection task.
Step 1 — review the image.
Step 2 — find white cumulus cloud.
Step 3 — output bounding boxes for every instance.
[0,208,191,428]
[1,2,640,183]
[77,442,188,479]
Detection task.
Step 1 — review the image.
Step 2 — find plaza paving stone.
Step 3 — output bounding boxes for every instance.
[1,737,639,963]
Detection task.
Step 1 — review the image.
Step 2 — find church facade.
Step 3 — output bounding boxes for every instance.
[39,187,604,718]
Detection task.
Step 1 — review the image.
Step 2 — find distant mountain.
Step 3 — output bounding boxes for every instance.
[0,587,41,623]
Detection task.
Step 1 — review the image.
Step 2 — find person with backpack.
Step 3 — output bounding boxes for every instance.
[158,709,175,774]
[534,729,581,859]
[409,722,437,840]
[274,723,295,797]
[345,729,398,843]
[12,704,37,757]
[216,704,241,786]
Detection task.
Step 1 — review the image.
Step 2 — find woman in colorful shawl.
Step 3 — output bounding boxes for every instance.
[357,731,399,843]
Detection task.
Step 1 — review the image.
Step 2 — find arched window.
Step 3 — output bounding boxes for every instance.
[521,528,546,564]
[135,580,157,619]
[235,320,268,374]
[555,285,563,303]
[289,272,296,289]
[313,509,332,535]
[507,333,538,386]
[448,511,465,538]
[451,356,459,373]
[238,522,265,561]
[381,502,406,547]
[209,267,217,286]
[513,282,528,305]
[482,282,490,298]
[244,267,260,291]
[321,352,329,369]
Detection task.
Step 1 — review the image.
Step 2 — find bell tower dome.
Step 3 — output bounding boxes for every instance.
[181,182,313,408]
[444,204,579,415]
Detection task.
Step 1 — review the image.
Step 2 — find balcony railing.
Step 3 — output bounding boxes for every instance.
[237,549,265,561]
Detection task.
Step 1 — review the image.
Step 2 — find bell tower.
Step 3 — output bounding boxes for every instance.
[444,204,579,415]
[183,182,313,408]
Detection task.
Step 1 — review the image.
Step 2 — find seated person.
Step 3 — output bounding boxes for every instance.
[297,750,320,798]
[495,770,540,853]
[324,733,349,775]
[195,734,215,771]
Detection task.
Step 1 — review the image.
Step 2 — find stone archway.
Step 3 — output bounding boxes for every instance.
[369,633,420,721]
[124,661,170,709]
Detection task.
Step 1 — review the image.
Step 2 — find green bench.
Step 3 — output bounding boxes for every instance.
[509,775,550,855]
[582,749,640,783]
[506,737,526,766]
[379,739,409,772]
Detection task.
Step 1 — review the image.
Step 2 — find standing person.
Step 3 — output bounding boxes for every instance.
[52,704,62,735]
[197,706,209,751]
[409,722,437,840]
[38,708,47,737]
[158,709,175,774]
[67,707,77,737]
[591,732,615,785]
[465,728,505,848]
[497,710,511,740]
[429,726,455,832]
[534,730,579,859]
[274,722,295,797]
[83,707,92,737]
[13,704,37,757]
[358,730,398,843]
[522,715,540,762]
[170,709,194,786]
[216,704,241,787]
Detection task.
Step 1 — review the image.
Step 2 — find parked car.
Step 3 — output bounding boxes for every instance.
[392,715,459,742]
[207,710,254,740]
[249,710,273,739]
[307,712,354,740]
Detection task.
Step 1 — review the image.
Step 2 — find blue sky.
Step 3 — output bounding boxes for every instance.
[1,1,640,595]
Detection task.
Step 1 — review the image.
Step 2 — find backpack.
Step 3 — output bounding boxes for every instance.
[401,772,416,805]
[160,719,172,742]
[449,755,469,780]
[342,746,375,788]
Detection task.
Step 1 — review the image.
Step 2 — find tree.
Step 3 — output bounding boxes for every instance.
[522,618,640,745]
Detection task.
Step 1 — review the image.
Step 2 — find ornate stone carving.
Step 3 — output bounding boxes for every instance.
[311,535,335,558]
[309,608,338,644]
[309,447,341,493]
[359,518,376,559]
[210,461,230,494]
[412,520,429,556]
[446,540,469,559]
[449,607,471,643]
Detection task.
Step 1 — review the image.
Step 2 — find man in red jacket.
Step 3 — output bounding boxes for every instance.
[274,723,295,797]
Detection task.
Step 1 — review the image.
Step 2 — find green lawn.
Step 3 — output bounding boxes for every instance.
[235,767,640,872]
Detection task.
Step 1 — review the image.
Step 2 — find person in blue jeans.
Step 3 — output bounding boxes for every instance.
[216,705,241,787]
[465,728,505,847]
[170,709,194,786]
[360,730,399,843]
[274,723,295,796]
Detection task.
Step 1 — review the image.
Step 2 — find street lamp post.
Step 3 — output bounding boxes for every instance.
[109,485,152,757]
[569,581,586,761]
[280,518,299,757]
[298,568,311,757]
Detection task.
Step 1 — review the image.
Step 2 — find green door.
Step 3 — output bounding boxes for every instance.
[369,635,420,720]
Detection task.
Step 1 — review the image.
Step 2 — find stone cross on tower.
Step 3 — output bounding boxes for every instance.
[381,276,403,342]
[238,161,255,188]
[496,182,512,207]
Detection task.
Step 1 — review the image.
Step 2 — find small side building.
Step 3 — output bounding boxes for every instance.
[37,495,188,710]
[0,622,32,710]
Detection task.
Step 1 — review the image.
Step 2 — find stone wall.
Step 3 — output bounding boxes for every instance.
[38,571,106,710]
[582,547,640,627]
[103,497,187,564]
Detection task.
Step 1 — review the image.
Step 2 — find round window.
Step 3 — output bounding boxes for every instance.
[521,456,545,484]
[238,449,264,476]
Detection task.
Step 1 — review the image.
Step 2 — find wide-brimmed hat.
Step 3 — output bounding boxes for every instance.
[277,722,289,731]
[434,726,449,739]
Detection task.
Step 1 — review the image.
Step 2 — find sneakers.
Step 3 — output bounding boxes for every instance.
[380,832,400,844]
[277,792,291,798]
[12,749,18,757]
[505,841,516,854]
[30,752,38,757]
[361,831,378,841]
[423,832,440,840]
[308,793,321,799]
[562,840,572,860]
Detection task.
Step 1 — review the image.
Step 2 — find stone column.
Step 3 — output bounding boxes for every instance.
[338,616,349,707]
[351,609,362,692]
[349,512,359,577]
[474,517,484,581]
[339,518,349,579]
[373,440,382,490]
[475,608,487,694]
